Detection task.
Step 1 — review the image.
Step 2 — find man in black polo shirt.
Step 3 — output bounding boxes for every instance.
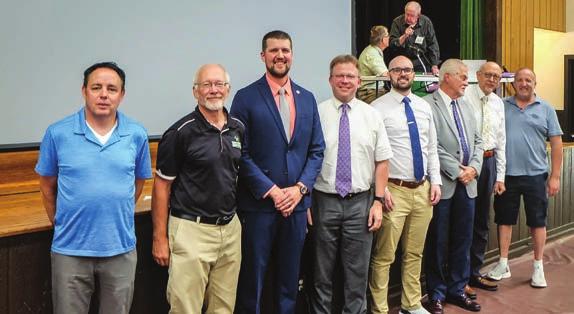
[151,64,245,313]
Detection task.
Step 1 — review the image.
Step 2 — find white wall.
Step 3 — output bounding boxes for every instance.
[533,28,574,110]
[0,1,352,145]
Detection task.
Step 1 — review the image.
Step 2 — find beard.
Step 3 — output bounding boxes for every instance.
[391,77,413,92]
[203,99,225,111]
[267,63,290,79]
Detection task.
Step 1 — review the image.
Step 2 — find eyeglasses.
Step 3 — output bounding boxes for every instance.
[479,72,501,81]
[389,67,414,74]
[332,74,358,80]
[194,81,229,90]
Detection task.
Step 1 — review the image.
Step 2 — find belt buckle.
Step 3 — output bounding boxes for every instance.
[216,215,232,225]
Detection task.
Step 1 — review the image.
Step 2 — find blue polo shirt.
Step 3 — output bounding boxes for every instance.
[504,96,563,176]
[35,108,152,257]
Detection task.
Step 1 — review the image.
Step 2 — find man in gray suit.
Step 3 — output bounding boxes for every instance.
[423,59,483,314]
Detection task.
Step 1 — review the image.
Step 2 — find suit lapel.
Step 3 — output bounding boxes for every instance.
[433,92,458,136]
[256,77,289,144]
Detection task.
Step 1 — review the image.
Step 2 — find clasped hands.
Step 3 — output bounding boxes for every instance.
[269,185,302,217]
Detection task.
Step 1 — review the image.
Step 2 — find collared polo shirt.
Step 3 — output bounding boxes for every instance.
[35,108,152,257]
[504,96,563,176]
[155,106,245,217]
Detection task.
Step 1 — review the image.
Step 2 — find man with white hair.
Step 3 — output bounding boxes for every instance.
[152,64,245,313]
[423,59,483,313]
[389,1,440,75]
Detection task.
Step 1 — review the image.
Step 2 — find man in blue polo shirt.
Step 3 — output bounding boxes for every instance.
[35,62,152,314]
[487,67,563,288]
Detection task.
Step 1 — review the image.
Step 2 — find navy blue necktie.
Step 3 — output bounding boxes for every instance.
[451,100,470,166]
[403,97,424,181]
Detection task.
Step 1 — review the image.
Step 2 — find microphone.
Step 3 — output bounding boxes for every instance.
[408,44,423,54]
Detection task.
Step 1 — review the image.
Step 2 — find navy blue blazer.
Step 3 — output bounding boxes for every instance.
[230,75,325,213]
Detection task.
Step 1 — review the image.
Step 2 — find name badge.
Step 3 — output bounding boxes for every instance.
[415,36,424,44]
[232,140,242,149]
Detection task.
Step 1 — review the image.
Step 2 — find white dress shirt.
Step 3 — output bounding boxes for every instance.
[464,84,506,182]
[314,97,393,194]
[372,89,441,185]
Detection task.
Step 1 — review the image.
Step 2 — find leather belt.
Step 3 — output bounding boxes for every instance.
[170,208,234,226]
[388,178,426,189]
[483,149,495,158]
[317,189,370,200]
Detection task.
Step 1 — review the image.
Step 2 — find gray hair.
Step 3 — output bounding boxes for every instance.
[405,1,422,13]
[439,59,467,83]
[192,64,231,87]
[369,25,389,46]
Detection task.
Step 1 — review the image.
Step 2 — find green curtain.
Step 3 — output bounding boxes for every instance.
[460,0,484,59]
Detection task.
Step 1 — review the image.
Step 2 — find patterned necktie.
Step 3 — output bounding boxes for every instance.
[404,97,424,181]
[279,87,291,141]
[336,103,352,197]
[451,100,470,166]
[481,95,491,141]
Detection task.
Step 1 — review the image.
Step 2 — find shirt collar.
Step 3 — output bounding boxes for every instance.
[438,87,457,106]
[265,72,293,97]
[331,97,357,111]
[505,95,542,108]
[73,107,130,136]
[389,88,413,104]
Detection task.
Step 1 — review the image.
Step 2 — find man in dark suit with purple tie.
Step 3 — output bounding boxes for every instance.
[230,30,325,314]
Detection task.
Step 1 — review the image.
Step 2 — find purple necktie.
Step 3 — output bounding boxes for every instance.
[336,103,352,197]
[451,100,470,166]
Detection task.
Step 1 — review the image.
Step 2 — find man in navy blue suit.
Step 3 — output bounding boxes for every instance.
[230,30,325,314]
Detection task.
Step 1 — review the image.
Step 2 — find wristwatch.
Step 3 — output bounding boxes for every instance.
[374,195,385,205]
[297,182,309,195]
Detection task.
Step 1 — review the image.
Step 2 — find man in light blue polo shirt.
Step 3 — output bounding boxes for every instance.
[488,67,563,289]
[35,62,152,314]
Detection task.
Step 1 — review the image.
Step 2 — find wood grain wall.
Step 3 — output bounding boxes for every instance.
[501,0,566,71]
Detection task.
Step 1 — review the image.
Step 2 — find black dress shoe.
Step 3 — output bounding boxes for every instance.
[424,299,444,314]
[447,294,481,312]
[469,275,498,291]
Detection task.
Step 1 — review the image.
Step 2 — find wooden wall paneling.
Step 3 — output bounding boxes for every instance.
[526,0,534,68]
[8,232,52,313]
[533,0,540,27]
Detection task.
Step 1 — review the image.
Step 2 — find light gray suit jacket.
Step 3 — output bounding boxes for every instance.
[424,90,483,199]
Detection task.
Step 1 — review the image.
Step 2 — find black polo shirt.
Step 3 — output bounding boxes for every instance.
[156,106,244,217]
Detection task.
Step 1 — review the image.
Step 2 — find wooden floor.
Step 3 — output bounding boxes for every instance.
[389,234,574,314]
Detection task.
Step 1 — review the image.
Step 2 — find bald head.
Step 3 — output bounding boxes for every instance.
[388,56,415,94]
[476,61,502,95]
[389,55,413,69]
[513,67,537,102]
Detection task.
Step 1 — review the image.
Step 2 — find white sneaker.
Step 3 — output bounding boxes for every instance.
[400,307,430,314]
[487,262,511,281]
[531,267,548,288]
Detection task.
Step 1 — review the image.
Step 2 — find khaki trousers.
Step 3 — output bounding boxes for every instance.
[369,181,433,313]
[167,215,241,314]
[356,88,387,104]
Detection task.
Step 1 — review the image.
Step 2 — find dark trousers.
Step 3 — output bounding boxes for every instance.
[425,183,475,301]
[236,210,307,314]
[309,190,373,314]
[470,155,496,277]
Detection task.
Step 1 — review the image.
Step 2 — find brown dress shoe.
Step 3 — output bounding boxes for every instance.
[465,284,477,299]
[469,275,499,291]
[447,294,481,312]
[425,299,444,314]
